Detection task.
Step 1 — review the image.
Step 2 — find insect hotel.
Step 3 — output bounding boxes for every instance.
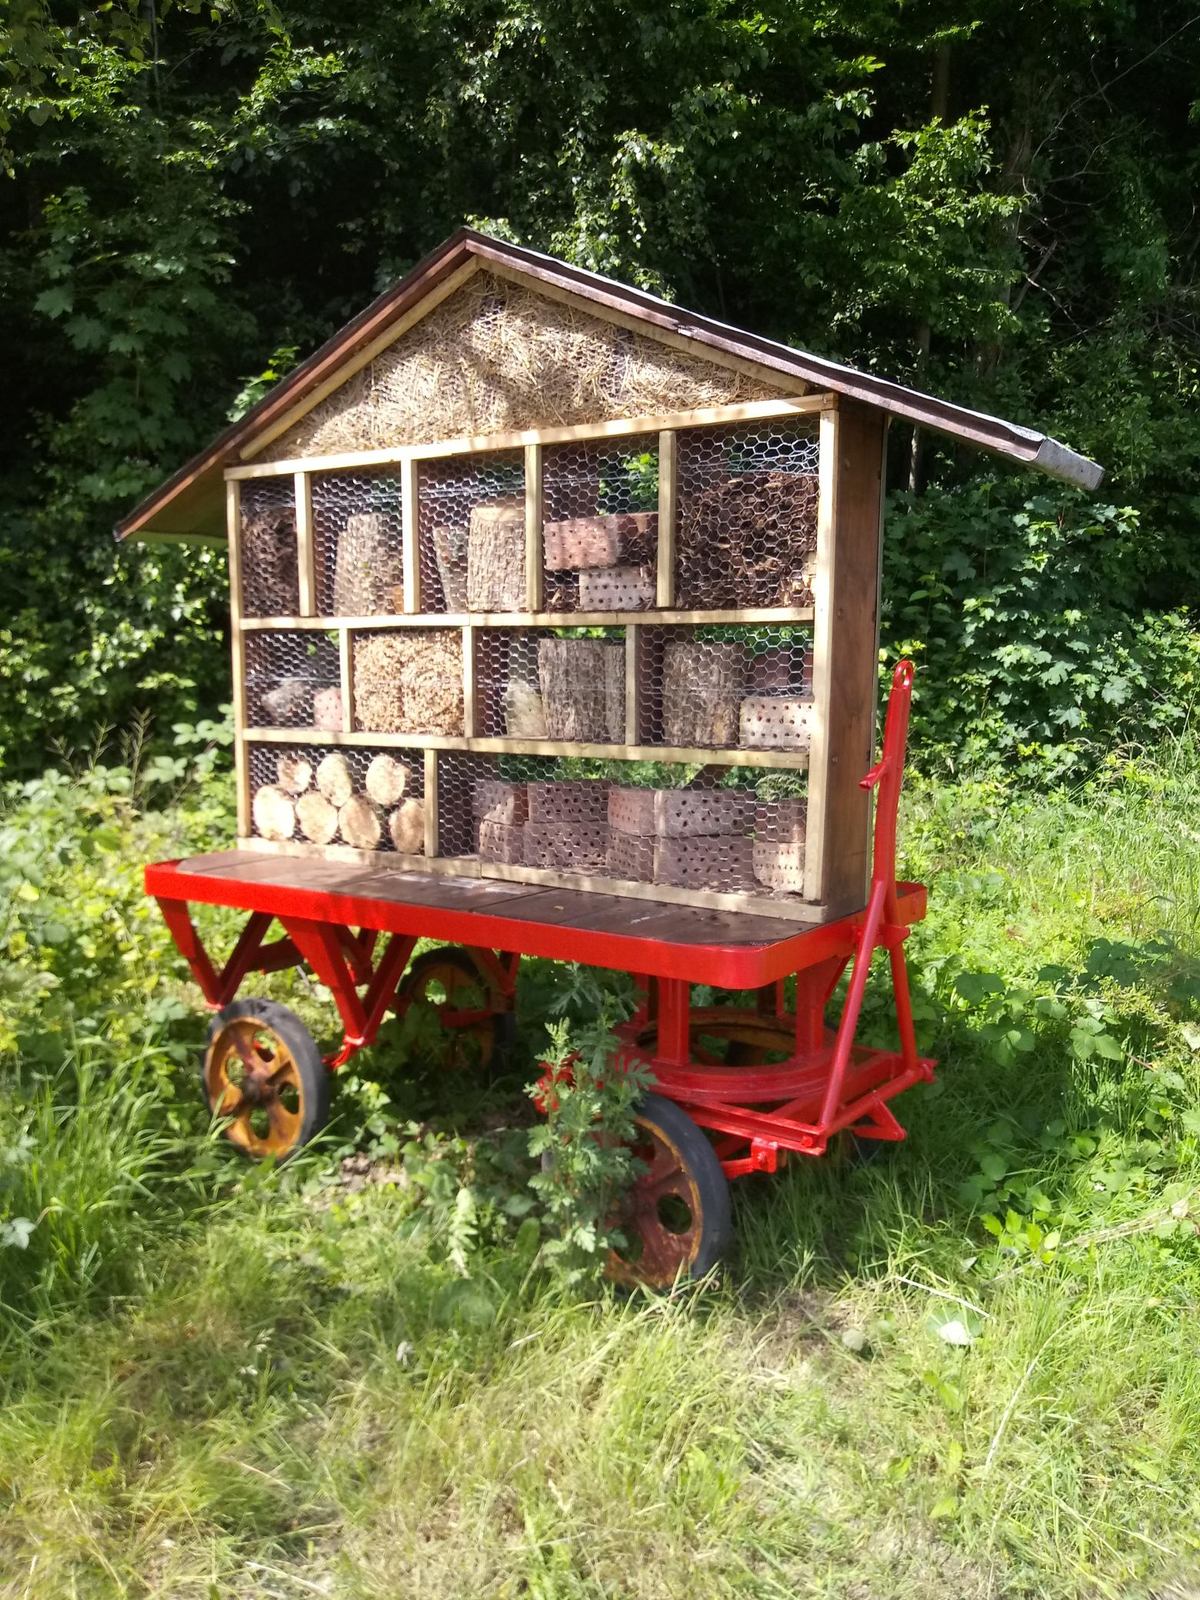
[125,230,1102,1284]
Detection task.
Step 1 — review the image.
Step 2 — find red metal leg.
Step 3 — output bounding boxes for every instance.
[155,900,303,1009]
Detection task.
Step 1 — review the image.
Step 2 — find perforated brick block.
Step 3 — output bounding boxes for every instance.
[657,835,756,891]
[577,565,654,611]
[752,839,806,892]
[606,830,658,882]
[754,799,807,843]
[739,695,815,751]
[522,820,608,871]
[608,787,755,839]
[476,819,526,864]
[526,779,610,823]
[472,778,528,825]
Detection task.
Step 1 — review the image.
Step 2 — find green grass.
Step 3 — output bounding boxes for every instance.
[3,743,1200,1598]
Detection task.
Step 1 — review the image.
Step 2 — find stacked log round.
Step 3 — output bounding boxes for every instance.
[296,790,338,845]
[339,795,382,850]
[388,797,425,854]
[252,784,296,842]
[364,753,412,807]
[316,752,354,807]
[276,755,313,795]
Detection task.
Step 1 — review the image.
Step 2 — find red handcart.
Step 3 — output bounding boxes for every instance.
[147,661,932,1285]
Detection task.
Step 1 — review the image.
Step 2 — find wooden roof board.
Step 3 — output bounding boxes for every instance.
[116,227,1103,543]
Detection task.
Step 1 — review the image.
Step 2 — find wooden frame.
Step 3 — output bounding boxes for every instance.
[228,390,887,925]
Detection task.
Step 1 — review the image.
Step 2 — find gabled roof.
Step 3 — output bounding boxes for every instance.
[115,227,1103,543]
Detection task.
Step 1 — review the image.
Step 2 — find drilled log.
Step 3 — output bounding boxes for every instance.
[662,641,744,747]
[537,639,623,742]
[333,511,402,616]
[467,495,526,612]
[296,790,338,845]
[252,785,295,842]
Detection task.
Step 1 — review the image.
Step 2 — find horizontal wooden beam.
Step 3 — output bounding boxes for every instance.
[225,395,829,480]
[480,862,827,923]
[239,606,814,632]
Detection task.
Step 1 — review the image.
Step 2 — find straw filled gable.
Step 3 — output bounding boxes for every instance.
[258,269,790,462]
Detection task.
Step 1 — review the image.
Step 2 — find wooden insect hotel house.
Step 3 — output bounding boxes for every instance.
[121,231,1101,924]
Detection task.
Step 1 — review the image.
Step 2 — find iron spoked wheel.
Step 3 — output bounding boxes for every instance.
[398,947,514,1071]
[608,1094,733,1289]
[202,999,329,1161]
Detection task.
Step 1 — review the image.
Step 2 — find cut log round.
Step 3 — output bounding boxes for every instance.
[431,524,470,610]
[316,752,354,807]
[333,511,402,616]
[252,785,296,842]
[364,753,411,807]
[339,795,382,850]
[296,790,338,845]
[467,495,526,612]
[276,755,313,795]
[662,641,744,747]
[503,679,547,738]
[388,797,425,854]
[537,639,624,742]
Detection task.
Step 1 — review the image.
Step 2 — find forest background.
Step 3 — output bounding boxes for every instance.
[3,0,1199,782]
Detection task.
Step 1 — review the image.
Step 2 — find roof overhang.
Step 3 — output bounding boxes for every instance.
[115,227,1104,544]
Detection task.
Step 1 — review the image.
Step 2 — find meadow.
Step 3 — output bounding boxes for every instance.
[2,731,1200,1599]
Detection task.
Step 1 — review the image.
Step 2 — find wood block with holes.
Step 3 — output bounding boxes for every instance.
[526,779,610,824]
[542,512,658,572]
[608,786,755,839]
[752,839,806,892]
[476,818,526,864]
[522,820,608,871]
[739,695,815,751]
[577,565,654,611]
[472,778,528,826]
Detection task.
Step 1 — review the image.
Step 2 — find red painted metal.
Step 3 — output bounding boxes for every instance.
[146,661,932,1172]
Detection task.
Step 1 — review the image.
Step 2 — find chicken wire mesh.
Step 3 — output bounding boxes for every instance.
[310,467,403,617]
[474,628,625,742]
[352,629,464,736]
[541,435,658,612]
[417,450,525,612]
[247,742,425,855]
[244,632,342,730]
[634,624,813,752]
[674,421,819,609]
[240,477,299,617]
[435,751,809,898]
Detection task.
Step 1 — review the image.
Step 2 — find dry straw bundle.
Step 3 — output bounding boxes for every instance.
[265,272,786,460]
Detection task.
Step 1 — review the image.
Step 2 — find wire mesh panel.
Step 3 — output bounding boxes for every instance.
[247,742,425,855]
[542,435,658,612]
[634,624,813,752]
[474,628,625,742]
[417,451,525,612]
[352,629,464,736]
[311,467,403,617]
[674,421,819,609]
[244,631,342,730]
[435,752,810,899]
[239,477,299,617]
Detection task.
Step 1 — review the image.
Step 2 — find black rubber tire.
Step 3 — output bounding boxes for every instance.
[398,946,515,1069]
[202,998,330,1161]
[609,1092,734,1287]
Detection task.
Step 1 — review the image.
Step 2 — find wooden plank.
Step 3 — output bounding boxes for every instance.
[239,605,814,631]
[242,725,810,770]
[294,472,315,616]
[226,480,251,838]
[338,627,354,734]
[525,443,544,611]
[239,835,481,877]
[481,862,831,924]
[423,747,439,857]
[462,624,476,738]
[803,400,887,906]
[225,396,827,479]
[401,456,420,612]
[239,258,482,460]
[656,429,677,607]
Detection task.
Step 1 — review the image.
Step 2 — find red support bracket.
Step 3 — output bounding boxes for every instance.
[155,900,303,1010]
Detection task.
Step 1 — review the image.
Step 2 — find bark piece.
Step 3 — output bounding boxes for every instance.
[365,753,412,807]
[388,798,425,854]
[467,495,526,612]
[432,524,470,610]
[296,790,338,845]
[333,511,402,616]
[339,795,382,850]
[662,640,744,747]
[536,639,623,742]
[503,679,547,737]
[316,753,354,807]
[252,785,295,842]
[276,755,313,796]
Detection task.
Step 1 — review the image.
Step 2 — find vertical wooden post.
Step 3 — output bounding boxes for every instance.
[338,627,354,734]
[525,443,544,612]
[423,748,439,858]
[624,627,641,745]
[294,471,315,616]
[226,478,251,838]
[656,430,677,608]
[401,457,420,613]
[462,624,476,737]
[803,399,887,911]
